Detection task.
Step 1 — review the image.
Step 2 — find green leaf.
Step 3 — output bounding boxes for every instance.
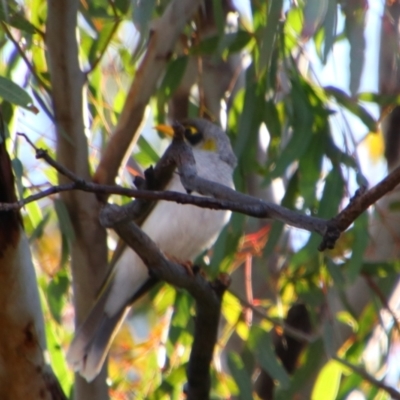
[264,99,282,139]
[171,291,192,328]
[211,212,244,276]
[301,0,328,39]
[88,21,118,67]
[159,56,188,100]
[311,360,342,400]
[29,211,51,242]
[25,198,43,231]
[271,80,314,179]
[257,0,283,76]
[190,35,219,56]
[132,0,156,36]
[0,76,36,112]
[284,7,304,52]
[0,5,37,34]
[137,136,160,163]
[388,200,400,211]
[322,0,337,63]
[318,168,344,218]
[326,260,346,287]
[358,92,400,108]
[11,157,23,198]
[298,132,325,206]
[114,0,130,14]
[152,365,186,398]
[322,319,335,357]
[38,286,72,395]
[344,3,366,96]
[234,63,264,161]
[227,30,253,54]
[212,0,225,37]
[54,199,75,242]
[227,352,253,400]
[248,326,290,388]
[47,270,69,324]
[54,199,74,267]
[276,339,324,399]
[346,212,369,282]
[324,86,377,132]
[168,292,193,347]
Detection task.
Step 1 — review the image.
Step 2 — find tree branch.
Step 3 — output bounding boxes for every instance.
[9,128,400,254]
[333,356,400,400]
[0,21,51,93]
[46,1,109,398]
[94,0,203,186]
[112,217,228,400]
[332,165,400,233]
[8,125,400,398]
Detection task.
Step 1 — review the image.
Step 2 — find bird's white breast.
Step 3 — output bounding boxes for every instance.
[141,149,234,260]
[105,150,234,316]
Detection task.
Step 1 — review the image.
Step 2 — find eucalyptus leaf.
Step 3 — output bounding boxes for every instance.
[324,86,377,132]
[0,76,36,112]
[347,212,369,282]
[227,352,253,400]
[47,270,69,324]
[258,0,283,76]
[248,326,290,388]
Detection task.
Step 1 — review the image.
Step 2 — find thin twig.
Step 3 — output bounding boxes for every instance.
[1,21,51,93]
[362,272,400,334]
[230,290,317,343]
[0,183,75,210]
[10,132,331,237]
[94,0,204,186]
[86,17,122,75]
[332,165,400,233]
[17,133,84,182]
[333,356,400,400]
[113,218,228,400]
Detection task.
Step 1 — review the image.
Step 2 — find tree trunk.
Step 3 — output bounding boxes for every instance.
[0,127,66,400]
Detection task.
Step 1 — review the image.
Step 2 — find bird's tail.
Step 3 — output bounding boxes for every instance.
[66,283,128,382]
[66,277,158,382]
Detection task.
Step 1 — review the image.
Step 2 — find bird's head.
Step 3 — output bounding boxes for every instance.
[155,118,237,168]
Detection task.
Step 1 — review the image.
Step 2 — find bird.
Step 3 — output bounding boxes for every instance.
[66,118,237,382]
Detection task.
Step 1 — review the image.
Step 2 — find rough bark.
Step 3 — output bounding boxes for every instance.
[0,127,66,399]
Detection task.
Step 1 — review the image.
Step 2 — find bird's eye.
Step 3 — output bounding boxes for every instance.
[184,126,203,146]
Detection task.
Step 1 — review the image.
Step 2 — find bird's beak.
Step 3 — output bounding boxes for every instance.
[154,124,174,138]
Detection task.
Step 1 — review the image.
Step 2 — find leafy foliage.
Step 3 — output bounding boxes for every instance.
[0,0,397,399]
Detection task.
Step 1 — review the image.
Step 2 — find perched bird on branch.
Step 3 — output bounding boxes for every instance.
[67,118,237,381]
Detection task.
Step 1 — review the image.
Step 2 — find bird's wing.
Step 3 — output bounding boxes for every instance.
[67,154,178,380]
[66,278,158,382]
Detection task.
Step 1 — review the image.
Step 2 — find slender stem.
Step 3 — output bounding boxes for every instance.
[1,22,51,93]
[333,356,400,400]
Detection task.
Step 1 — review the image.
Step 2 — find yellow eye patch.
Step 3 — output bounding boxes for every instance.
[202,138,217,152]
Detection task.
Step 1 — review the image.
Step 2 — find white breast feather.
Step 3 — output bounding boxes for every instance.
[105,150,234,316]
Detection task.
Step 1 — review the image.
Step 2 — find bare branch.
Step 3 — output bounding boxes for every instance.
[333,356,400,400]
[112,217,228,400]
[332,166,400,233]
[314,164,400,251]
[11,129,400,253]
[86,17,122,75]
[0,21,51,93]
[362,272,400,334]
[231,290,317,344]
